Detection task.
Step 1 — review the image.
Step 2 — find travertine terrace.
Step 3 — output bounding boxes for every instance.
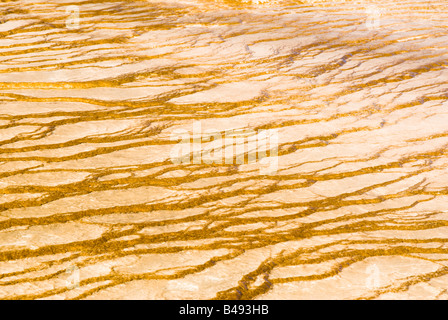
[0,0,447,300]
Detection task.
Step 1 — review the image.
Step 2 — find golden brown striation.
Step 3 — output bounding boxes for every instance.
[0,0,447,300]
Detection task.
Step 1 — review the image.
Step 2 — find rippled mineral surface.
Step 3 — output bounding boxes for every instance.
[0,0,447,300]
